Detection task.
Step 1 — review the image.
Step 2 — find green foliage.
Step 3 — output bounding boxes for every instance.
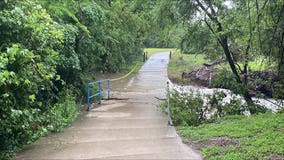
[40,0,145,95]
[166,88,270,127]
[1,0,150,158]
[212,68,246,95]
[166,90,207,126]
[56,24,80,84]
[222,97,244,115]
[180,21,214,55]
[179,113,284,159]
[166,91,198,126]
[274,81,284,100]
[0,108,47,159]
[212,66,284,101]
[207,91,246,119]
[0,1,78,158]
[47,88,78,132]
[0,0,63,111]
[136,0,181,48]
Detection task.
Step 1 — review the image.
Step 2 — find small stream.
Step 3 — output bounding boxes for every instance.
[168,81,284,112]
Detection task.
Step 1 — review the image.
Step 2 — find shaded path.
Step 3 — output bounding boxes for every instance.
[14,52,201,159]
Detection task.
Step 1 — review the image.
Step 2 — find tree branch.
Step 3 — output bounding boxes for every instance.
[203,18,222,44]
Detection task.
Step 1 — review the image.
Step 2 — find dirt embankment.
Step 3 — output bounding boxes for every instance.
[181,65,218,87]
[180,62,283,98]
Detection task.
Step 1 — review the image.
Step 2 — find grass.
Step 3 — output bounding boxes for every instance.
[179,113,284,160]
[222,56,275,72]
[242,58,274,71]
[167,51,207,84]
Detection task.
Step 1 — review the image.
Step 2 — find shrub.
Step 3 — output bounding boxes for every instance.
[0,88,78,159]
[212,68,246,96]
[165,89,270,127]
[207,92,245,118]
[47,88,78,132]
[167,90,206,126]
[0,108,48,160]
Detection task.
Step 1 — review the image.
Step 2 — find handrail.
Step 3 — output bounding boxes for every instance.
[166,81,173,125]
[87,79,110,111]
[110,63,138,82]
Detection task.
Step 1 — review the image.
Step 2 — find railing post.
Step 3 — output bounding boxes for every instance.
[107,79,110,99]
[86,79,111,110]
[98,81,102,104]
[87,83,90,111]
[167,81,172,125]
[146,51,148,60]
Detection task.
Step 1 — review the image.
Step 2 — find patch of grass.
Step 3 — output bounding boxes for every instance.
[247,59,268,71]
[179,113,284,159]
[144,48,175,57]
[236,58,270,71]
[222,57,275,72]
[168,51,207,85]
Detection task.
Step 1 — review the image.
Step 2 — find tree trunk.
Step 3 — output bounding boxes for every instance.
[278,30,284,77]
[196,0,254,112]
[219,37,254,107]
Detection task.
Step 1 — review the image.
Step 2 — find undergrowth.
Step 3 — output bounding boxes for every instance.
[0,88,78,159]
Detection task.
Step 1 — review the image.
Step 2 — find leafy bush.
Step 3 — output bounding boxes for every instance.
[273,81,284,99]
[207,92,245,118]
[0,87,78,159]
[167,90,206,126]
[47,88,78,132]
[0,1,78,158]
[165,89,270,127]
[0,108,48,160]
[212,68,247,96]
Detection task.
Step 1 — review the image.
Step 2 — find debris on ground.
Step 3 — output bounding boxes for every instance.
[181,65,220,87]
[181,62,283,99]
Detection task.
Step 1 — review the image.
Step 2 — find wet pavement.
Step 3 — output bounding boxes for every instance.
[13,52,202,160]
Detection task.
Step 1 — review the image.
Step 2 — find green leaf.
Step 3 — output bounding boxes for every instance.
[29,94,36,102]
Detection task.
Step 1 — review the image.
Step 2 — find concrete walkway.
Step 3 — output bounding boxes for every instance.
[14,52,202,159]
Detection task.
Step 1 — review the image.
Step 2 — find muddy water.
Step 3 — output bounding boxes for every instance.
[169,77,283,112]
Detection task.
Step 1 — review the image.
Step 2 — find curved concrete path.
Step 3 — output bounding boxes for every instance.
[14,52,202,159]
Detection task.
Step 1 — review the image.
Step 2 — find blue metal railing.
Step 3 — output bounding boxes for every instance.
[87,79,110,111]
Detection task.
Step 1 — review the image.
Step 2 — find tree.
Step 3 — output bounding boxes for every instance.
[0,0,66,157]
[180,21,214,54]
